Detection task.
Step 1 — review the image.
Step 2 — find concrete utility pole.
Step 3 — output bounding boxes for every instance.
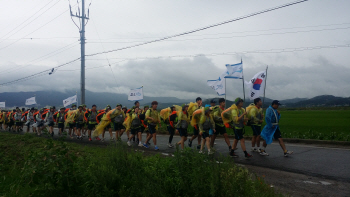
[69,0,90,105]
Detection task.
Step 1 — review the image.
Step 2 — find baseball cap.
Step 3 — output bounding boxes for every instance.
[272,100,281,105]
[116,104,122,107]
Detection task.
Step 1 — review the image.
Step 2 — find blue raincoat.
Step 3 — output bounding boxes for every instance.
[260,106,281,144]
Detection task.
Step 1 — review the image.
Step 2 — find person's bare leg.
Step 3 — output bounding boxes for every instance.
[205,137,211,151]
[210,135,216,147]
[256,135,261,148]
[240,138,247,151]
[138,132,142,143]
[252,136,256,147]
[278,138,287,152]
[232,139,238,150]
[152,133,157,145]
[200,138,205,151]
[108,128,113,138]
[223,133,231,147]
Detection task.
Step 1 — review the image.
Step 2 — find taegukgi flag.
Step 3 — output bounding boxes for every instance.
[128,87,143,101]
[0,102,5,108]
[25,97,37,105]
[63,95,78,107]
[207,77,226,96]
[245,70,266,100]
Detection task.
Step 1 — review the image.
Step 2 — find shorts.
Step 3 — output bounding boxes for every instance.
[105,123,111,130]
[202,131,210,139]
[131,128,141,135]
[48,122,54,127]
[113,122,124,131]
[69,123,76,129]
[148,124,157,134]
[273,127,282,139]
[15,122,23,126]
[251,125,261,136]
[234,128,244,140]
[193,125,199,135]
[76,123,84,129]
[178,128,188,137]
[8,120,14,127]
[214,125,226,135]
[141,126,145,133]
[88,123,97,130]
[58,123,65,129]
[37,122,44,127]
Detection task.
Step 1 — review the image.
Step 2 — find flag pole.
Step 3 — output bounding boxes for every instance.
[262,65,268,107]
[241,59,246,105]
[76,91,78,107]
[225,78,227,109]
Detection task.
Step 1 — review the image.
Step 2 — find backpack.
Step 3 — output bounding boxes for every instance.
[245,103,255,126]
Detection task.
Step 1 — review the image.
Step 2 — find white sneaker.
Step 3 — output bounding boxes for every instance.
[101,138,104,142]
[208,150,214,155]
[199,150,203,154]
[251,147,257,152]
[284,150,293,157]
[127,141,131,146]
[138,143,143,147]
[257,148,262,153]
[260,151,269,156]
[168,143,174,148]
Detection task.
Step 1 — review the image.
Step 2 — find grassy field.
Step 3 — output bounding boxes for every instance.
[158,108,350,141]
[0,132,280,197]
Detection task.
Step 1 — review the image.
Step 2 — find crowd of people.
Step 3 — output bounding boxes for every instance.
[0,97,293,158]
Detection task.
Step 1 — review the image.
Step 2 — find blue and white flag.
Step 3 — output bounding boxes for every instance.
[225,61,243,79]
[128,87,143,101]
[0,102,5,108]
[207,77,226,96]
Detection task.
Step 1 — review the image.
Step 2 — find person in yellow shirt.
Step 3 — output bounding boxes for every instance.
[143,101,160,150]
[175,105,190,150]
[249,98,264,153]
[199,107,215,154]
[126,107,144,147]
[229,98,253,159]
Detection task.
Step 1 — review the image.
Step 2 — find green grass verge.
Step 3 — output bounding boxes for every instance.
[0,132,280,197]
[158,109,350,141]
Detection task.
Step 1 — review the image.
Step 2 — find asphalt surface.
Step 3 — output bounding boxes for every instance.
[9,127,350,183]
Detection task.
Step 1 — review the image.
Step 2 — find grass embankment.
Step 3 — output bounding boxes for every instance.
[158,108,350,141]
[0,132,280,197]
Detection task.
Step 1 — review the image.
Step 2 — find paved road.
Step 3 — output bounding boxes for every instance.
[10,127,350,183]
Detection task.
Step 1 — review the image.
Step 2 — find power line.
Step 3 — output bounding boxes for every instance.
[87,26,350,44]
[85,0,309,57]
[86,22,350,41]
[0,0,57,42]
[0,2,78,52]
[0,58,80,86]
[0,41,79,75]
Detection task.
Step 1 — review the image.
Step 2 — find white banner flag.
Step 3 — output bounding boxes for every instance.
[224,61,243,79]
[63,95,77,107]
[128,87,143,101]
[0,102,5,108]
[207,78,225,96]
[25,97,37,105]
[245,70,266,100]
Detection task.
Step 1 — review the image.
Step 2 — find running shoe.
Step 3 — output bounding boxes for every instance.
[82,134,86,137]
[143,143,149,148]
[127,141,132,146]
[101,138,104,142]
[229,150,238,158]
[188,139,192,147]
[154,146,159,150]
[251,147,257,152]
[259,151,269,156]
[199,150,203,154]
[245,153,253,158]
[208,150,215,155]
[284,150,293,157]
[89,138,92,141]
[168,143,174,148]
[95,137,101,141]
[138,143,144,147]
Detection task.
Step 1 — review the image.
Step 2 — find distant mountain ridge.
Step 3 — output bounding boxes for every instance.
[0,91,348,109]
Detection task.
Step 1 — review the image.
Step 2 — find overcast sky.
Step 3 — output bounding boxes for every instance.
[0,0,349,101]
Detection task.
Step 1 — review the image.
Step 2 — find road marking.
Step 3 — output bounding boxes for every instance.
[319,181,332,185]
[303,181,319,184]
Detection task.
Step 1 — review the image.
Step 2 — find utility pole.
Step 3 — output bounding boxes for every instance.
[69,0,90,105]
